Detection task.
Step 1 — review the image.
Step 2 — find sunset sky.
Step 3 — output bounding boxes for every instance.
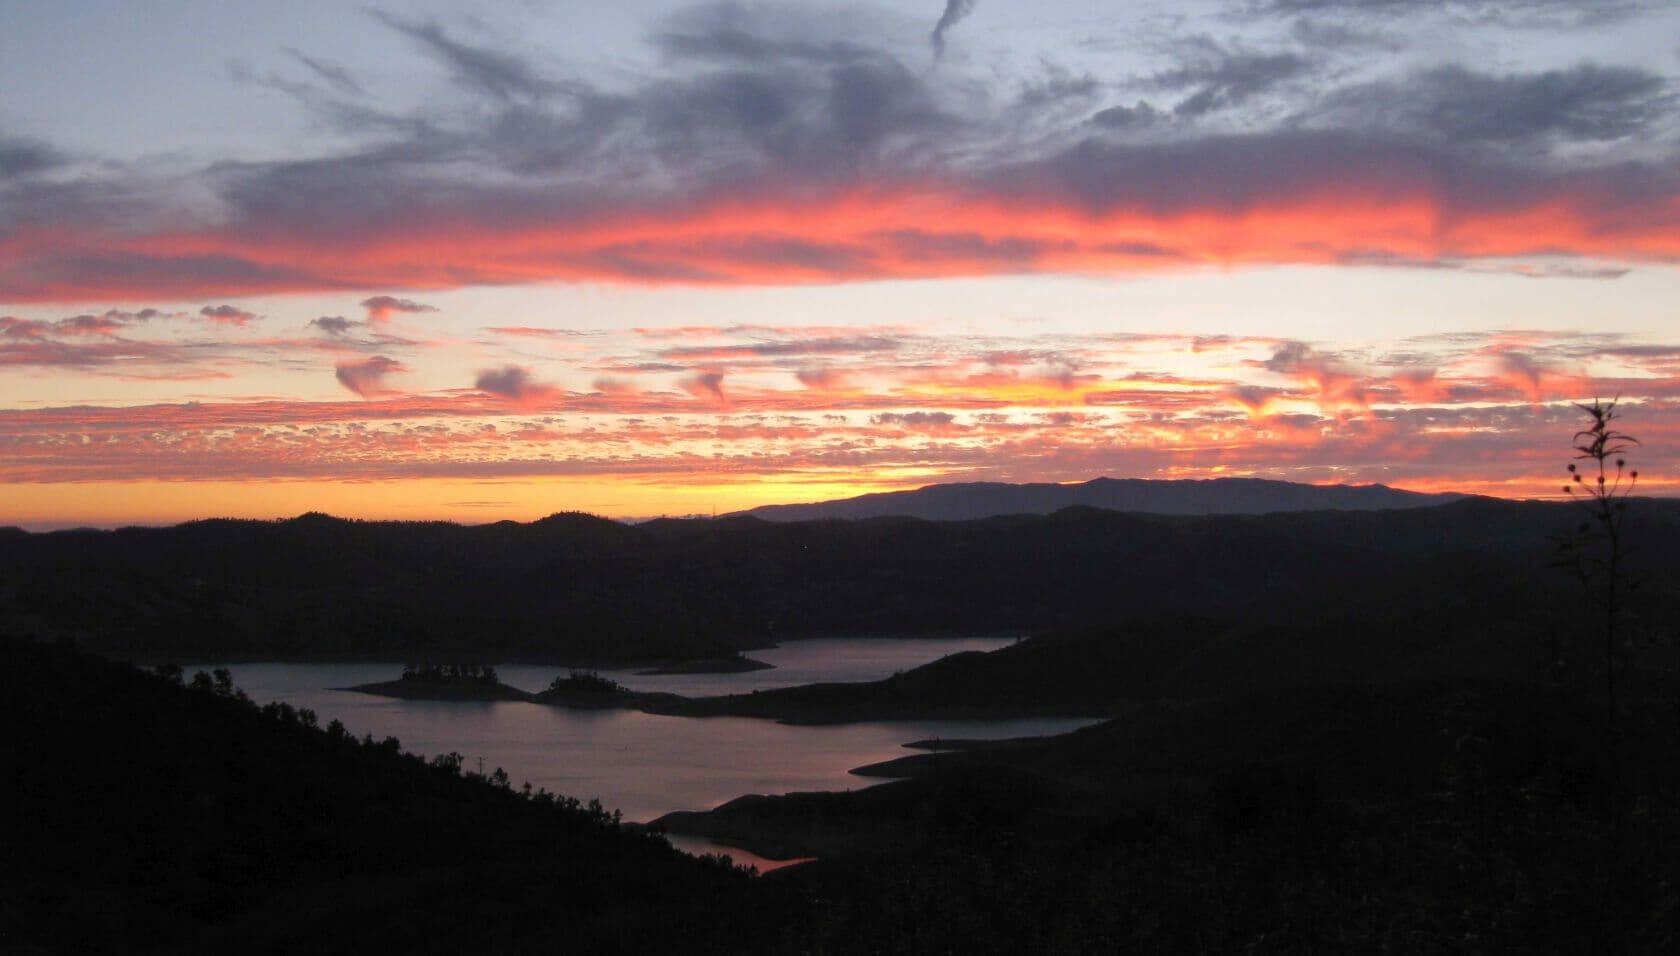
[2,0,1677,527]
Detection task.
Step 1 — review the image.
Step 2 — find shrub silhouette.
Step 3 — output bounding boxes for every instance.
[1555,398,1640,740]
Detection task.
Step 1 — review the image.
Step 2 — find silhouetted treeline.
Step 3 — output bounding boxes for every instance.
[3,499,1678,662]
[549,670,623,694]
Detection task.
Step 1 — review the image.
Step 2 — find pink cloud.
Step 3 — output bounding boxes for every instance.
[361,295,437,324]
[796,367,850,391]
[680,371,727,406]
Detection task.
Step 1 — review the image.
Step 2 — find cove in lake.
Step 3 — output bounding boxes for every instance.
[205,637,1098,824]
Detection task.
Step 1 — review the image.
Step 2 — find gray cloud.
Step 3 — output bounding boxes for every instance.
[872,411,958,427]
[1150,37,1314,118]
[285,48,365,97]
[1,310,157,339]
[661,335,902,359]
[1091,102,1162,130]
[474,364,554,401]
[309,316,356,335]
[1239,0,1657,29]
[184,17,1680,220]
[1319,64,1672,145]
[653,3,884,65]
[1263,340,1315,373]
[335,355,406,397]
[931,0,978,60]
[0,136,63,179]
[208,8,957,223]
[53,313,129,336]
[374,11,551,102]
[199,304,258,326]
[990,125,1680,224]
[0,316,47,339]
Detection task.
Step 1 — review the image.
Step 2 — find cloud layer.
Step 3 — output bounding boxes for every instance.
[2,314,1674,505]
[2,3,1676,301]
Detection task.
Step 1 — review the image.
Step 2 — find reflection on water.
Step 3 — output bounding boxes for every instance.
[661,833,814,874]
[199,637,1094,824]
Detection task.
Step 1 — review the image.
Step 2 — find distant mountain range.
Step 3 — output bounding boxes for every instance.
[729,477,1469,522]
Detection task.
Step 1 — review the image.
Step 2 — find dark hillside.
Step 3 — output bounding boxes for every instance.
[667,673,1680,953]
[1,498,1676,663]
[0,637,765,953]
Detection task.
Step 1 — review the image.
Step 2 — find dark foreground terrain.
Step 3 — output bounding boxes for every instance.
[0,639,769,953]
[5,494,1680,952]
[8,614,1680,953]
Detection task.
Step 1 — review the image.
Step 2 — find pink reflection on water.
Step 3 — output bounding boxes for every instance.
[662,833,815,874]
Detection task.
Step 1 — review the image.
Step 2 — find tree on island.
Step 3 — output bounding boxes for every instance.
[548,671,622,694]
[401,661,501,684]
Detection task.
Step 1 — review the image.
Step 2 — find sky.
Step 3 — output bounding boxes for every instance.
[1,0,1677,527]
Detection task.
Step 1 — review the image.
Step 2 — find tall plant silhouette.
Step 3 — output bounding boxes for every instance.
[1558,398,1639,728]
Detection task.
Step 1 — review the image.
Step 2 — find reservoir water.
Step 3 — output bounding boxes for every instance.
[205,637,1098,830]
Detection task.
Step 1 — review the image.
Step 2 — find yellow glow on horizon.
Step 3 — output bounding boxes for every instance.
[9,468,1670,531]
[0,472,949,529]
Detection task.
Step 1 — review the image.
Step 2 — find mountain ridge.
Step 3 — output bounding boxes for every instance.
[729,476,1468,522]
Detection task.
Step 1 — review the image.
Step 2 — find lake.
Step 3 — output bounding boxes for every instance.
[202,637,1098,838]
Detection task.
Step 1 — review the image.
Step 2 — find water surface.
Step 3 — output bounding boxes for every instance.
[205,637,1093,824]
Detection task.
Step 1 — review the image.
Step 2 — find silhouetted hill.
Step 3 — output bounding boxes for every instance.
[0,637,765,953]
[730,476,1467,522]
[1,498,1676,662]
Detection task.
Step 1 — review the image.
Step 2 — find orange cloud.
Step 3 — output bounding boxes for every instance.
[5,172,1679,301]
[1392,367,1450,404]
[1492,350,1588,405]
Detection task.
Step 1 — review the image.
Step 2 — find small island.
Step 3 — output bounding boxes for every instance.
[344,662,534,702]
[533,670,689,712]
